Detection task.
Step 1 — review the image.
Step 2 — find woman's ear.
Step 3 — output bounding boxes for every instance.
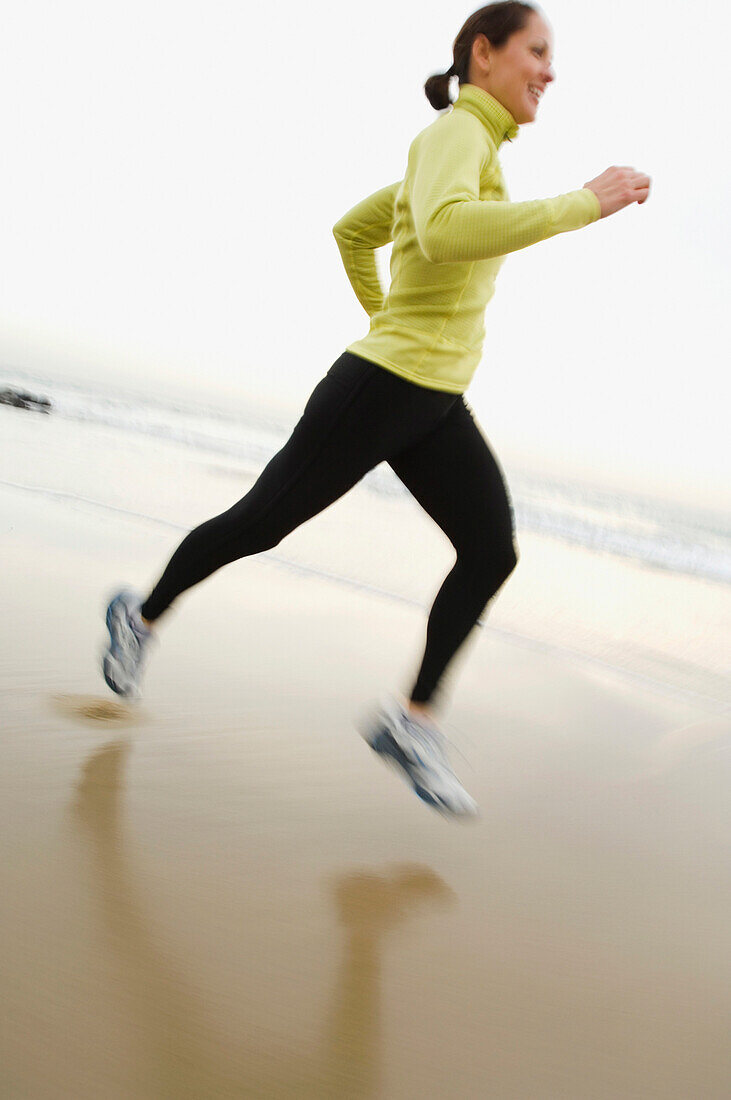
[471,33,492,78]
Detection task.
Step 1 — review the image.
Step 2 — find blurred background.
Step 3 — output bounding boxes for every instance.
[0,0,728,505]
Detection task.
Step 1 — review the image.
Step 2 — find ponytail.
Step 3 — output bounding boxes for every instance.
[424,65,457,111]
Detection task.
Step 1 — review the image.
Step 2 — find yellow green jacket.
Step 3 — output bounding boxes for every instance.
[333,84,601,393]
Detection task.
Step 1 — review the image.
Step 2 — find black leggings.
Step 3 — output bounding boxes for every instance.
[140,352,518,704]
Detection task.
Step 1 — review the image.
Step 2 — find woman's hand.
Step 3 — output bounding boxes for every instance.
[583,166,651,218]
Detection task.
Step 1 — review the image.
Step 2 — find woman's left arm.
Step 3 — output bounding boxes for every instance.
[411,116,600,264]
[333,181,401,317]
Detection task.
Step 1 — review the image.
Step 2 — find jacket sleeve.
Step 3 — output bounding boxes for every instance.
[332,181,401,317]
[411,114,601,264]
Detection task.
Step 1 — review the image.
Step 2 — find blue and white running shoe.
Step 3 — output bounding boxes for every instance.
[359,697,478,819]
[102,589,153,700]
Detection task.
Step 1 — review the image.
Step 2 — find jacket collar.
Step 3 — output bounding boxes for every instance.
[452,83,519,146]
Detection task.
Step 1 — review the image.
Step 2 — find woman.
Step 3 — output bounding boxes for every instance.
[102,2,650,818]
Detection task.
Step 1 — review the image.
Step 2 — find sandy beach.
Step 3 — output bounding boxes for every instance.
[1,403,730,1098]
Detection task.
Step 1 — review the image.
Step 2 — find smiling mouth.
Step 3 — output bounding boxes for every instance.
[528,84,544,104]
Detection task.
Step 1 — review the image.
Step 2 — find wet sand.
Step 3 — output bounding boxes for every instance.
[2,444,731,1096]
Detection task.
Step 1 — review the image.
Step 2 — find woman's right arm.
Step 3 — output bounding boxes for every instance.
[332,181,401,316]
[411,115,645,265]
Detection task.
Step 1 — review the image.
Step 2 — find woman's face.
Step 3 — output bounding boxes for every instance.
[474,11,556,125]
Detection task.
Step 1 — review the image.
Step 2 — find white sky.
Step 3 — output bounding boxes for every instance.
[1,0,729,507]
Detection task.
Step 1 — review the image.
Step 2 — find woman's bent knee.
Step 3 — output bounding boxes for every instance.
[492,541,518,589]
[506,539,519,578]
[460,537,518,599]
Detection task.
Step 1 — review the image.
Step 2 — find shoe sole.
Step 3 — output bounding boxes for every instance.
[362,724,477,819]
[367,727,441,808]
[102,596,141,700]
[102,651,138,699]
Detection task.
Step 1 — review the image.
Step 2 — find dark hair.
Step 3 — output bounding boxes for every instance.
[424,2,537,111]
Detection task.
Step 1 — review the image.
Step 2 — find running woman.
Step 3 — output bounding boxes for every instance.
[102,3,650,818]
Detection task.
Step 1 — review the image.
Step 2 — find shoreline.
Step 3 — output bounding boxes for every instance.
[1,471,728,718]
[1,399,729,715]
[1,370,729,587]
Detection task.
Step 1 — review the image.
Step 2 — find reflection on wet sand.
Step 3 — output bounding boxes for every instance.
[70,739,221,1098]
[70,740,454,1098]
[325,868,456,1097]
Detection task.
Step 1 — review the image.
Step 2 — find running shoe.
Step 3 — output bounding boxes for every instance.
[359,697,479,819]
[102,589,152,700]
